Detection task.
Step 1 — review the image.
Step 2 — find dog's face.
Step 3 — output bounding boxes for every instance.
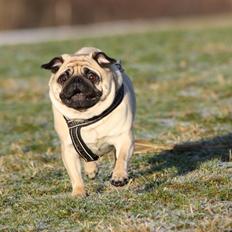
[42,48,122,111]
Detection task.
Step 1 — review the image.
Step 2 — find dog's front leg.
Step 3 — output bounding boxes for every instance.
[61,143,86,197]
[111,132,134,187]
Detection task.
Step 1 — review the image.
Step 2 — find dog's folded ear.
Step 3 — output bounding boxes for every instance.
[92,52,117,67]
[41,56,64,73]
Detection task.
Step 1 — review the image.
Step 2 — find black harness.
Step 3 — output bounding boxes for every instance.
[64,84,124,162]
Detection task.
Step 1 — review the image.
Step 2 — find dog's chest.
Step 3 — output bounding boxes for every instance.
[80,125,114,156]
[88,141,113,156]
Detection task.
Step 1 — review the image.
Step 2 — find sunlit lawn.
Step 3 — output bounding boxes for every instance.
[0,25,232,231]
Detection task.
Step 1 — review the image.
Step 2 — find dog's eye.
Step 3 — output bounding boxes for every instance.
[57,71,70,85]
[86,71,99,84]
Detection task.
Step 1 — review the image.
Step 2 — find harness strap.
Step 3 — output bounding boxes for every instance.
[69,125,99,162]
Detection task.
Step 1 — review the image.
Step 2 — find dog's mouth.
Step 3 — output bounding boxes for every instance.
[60,92,102,110]
[59,76,102,110]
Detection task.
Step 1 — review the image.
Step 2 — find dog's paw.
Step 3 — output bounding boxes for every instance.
[84,162,98,179]
[71,186,86,197]
[86,169,99,179]
[110,172,129,187]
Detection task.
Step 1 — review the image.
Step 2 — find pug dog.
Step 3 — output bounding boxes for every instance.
[41,47,136,197]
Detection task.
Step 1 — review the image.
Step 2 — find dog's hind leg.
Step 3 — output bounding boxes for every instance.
[84,161,98,179]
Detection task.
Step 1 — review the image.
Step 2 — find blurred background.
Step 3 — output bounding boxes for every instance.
[0,0,232,31]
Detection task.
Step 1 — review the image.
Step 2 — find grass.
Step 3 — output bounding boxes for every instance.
[0,24,232,231]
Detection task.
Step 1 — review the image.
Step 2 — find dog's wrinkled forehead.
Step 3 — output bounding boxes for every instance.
[59,54,98,75]
[41,47,117,75]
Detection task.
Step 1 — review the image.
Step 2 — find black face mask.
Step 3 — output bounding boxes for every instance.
[59,75,102,110]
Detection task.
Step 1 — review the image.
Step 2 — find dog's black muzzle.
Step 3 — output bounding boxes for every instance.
[59,76,102,110]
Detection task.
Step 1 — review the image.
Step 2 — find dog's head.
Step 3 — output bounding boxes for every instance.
[42,47,123,112]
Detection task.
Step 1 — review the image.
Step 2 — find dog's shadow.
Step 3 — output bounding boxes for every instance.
[132,133,232,191]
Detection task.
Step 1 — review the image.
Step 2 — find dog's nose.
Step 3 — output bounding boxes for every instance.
[60,75,95,100]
